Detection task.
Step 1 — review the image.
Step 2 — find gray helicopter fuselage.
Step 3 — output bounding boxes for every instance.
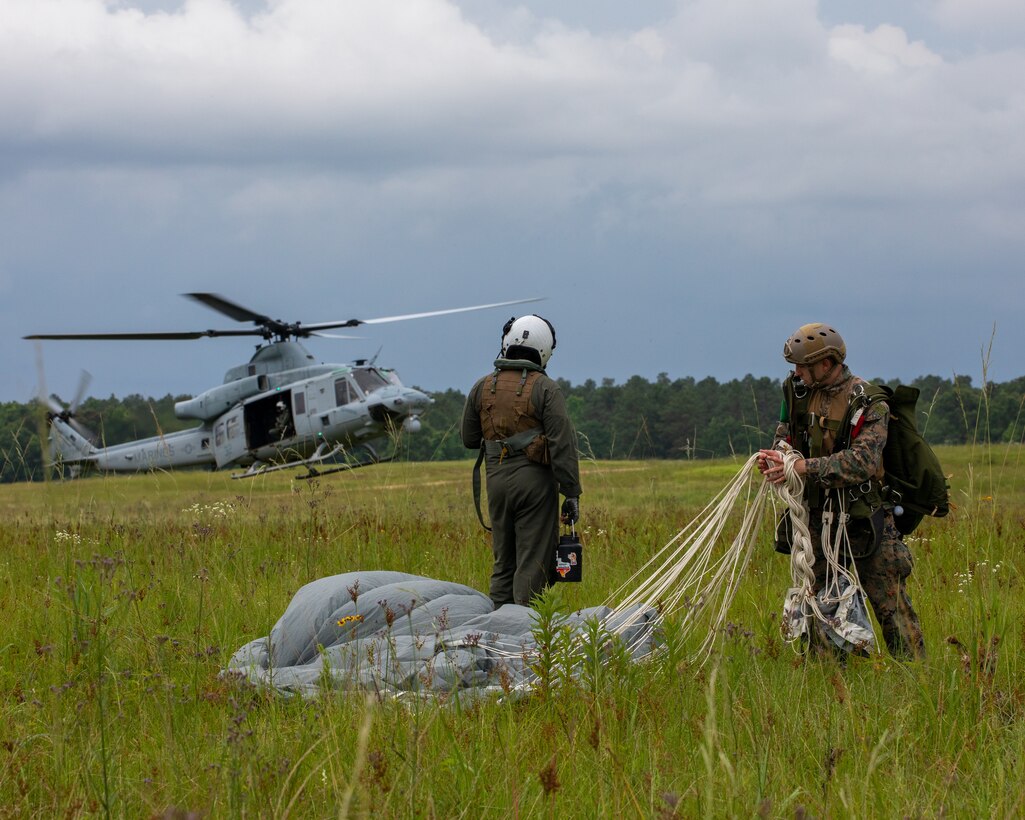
[209,364,431,469]
[51,359,431,475]
[30,292,539,479]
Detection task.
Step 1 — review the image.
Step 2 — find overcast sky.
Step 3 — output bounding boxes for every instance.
[2,0,1023,406]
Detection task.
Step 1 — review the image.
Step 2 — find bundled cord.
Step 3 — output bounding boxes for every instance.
[776,442,877,654]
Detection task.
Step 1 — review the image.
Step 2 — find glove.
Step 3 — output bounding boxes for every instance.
[560,497,580,526]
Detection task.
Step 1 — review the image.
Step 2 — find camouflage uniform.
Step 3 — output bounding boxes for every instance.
[775,366,925,659]
[462,358,582,607]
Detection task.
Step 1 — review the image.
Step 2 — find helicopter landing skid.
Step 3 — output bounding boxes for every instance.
[296,454,393,480]
[231,443,390,480]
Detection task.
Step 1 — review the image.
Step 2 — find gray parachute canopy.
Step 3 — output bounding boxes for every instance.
[224,571,659,699]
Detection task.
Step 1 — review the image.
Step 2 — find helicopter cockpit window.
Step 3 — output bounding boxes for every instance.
[351,368,389,395]
[334,378,355,406]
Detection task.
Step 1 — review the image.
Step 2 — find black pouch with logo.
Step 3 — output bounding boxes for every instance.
[554,528,583,582]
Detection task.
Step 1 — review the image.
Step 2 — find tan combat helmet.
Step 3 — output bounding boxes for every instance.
[783,323,846,365]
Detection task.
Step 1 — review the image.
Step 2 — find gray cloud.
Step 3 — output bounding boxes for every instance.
[2,0,1023,404]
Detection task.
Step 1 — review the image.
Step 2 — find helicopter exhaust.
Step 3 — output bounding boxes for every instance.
[175,374,271,422]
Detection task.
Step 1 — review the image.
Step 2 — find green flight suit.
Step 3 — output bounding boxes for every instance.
[461,358,582,607]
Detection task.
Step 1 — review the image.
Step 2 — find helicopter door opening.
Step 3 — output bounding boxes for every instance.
[245,390,295,449]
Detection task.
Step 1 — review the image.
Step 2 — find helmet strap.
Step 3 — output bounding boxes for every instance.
[806,359,840,389]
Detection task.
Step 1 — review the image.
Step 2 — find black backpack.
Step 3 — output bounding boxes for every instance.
[837,383,950,535]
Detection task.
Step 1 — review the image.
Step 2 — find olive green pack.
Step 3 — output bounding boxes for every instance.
[844,384,950,534]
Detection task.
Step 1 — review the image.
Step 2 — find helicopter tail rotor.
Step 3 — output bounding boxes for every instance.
[42,370,97,445]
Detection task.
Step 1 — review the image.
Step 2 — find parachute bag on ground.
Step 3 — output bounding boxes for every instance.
[875,384,950,535]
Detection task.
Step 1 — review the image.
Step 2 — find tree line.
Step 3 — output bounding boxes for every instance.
[3,373,1022,482]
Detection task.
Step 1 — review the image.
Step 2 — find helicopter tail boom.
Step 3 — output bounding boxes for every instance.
[47,416,99,474]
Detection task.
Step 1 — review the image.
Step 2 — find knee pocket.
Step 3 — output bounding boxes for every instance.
[881,538,914,579]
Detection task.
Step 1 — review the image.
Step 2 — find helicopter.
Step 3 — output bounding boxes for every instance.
[26,292,541,479]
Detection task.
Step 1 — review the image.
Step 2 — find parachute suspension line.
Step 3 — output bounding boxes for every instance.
[601,452,771,663]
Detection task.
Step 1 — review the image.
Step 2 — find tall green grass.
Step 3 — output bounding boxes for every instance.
[1,446,1023,817]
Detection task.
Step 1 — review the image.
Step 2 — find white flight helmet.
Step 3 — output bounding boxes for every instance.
[501,314,556,367]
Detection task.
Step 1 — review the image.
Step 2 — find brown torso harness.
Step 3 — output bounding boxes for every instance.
[780,374,887,557]
[472,365,549,531]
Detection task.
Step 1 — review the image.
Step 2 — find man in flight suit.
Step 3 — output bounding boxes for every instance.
[461,315,582,607]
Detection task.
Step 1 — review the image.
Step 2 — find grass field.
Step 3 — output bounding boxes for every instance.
[1,444,1023,817]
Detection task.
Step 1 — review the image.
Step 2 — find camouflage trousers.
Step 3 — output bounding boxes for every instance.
[809,511,926,660]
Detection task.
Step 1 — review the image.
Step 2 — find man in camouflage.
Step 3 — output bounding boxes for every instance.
[758,323,925,659]
[461,314,582,608]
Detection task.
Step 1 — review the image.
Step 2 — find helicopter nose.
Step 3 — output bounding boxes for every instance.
[403,388,432,410]
[370,388,432,421]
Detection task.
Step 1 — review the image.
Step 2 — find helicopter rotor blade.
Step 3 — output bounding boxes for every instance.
[309,333,365,340]
[301,296,546,333]
[44,392,65,417]
[43,372,97,444]
[32,340,50,411]
[24,329,265,341]
[25,293,275,342]
[25,295,547,343]
[183,293,274,325]
[70,370,92,413]
[185,292,299,338]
